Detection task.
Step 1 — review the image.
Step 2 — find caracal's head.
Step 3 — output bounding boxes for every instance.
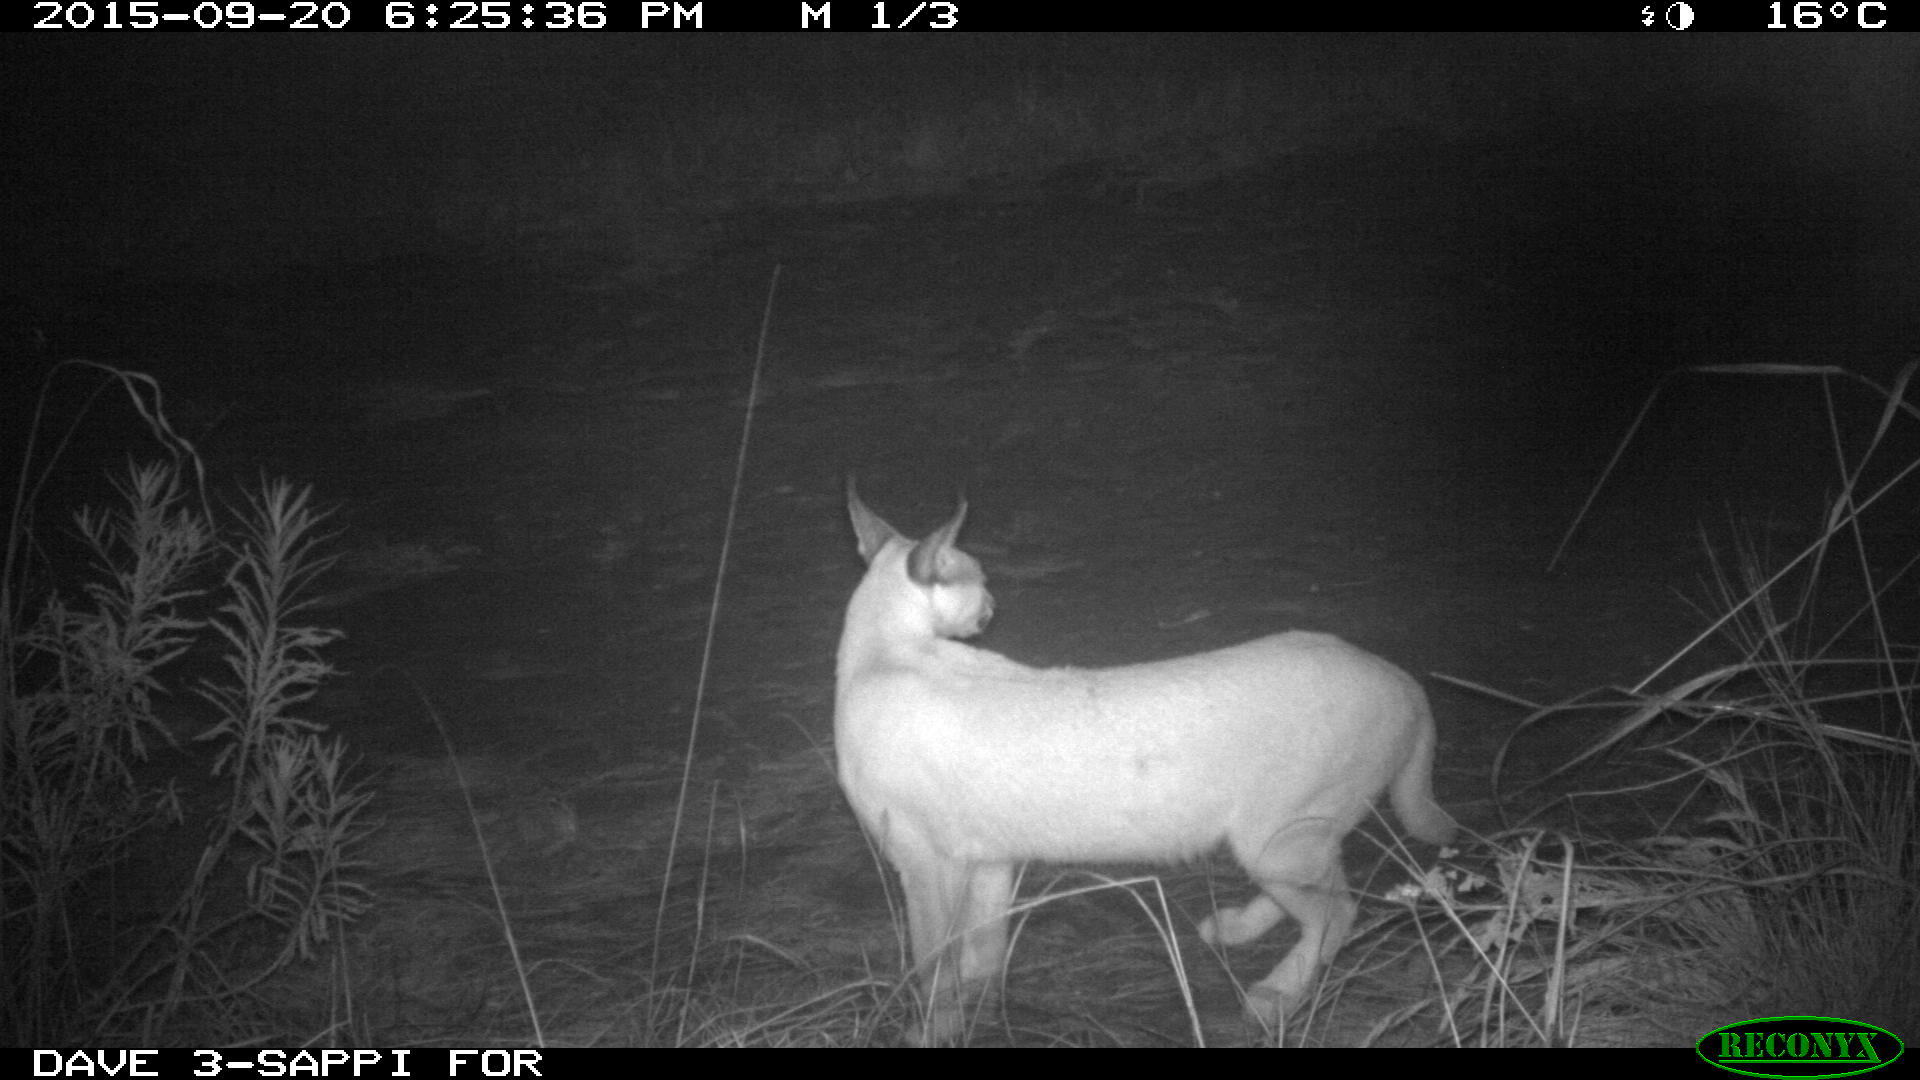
[847,480,993,640]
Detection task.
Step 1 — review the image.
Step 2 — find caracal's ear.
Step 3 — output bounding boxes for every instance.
[907,499,968,586]
[847,475,904,565]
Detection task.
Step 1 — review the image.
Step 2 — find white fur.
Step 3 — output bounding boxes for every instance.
[834,487,1456,1043]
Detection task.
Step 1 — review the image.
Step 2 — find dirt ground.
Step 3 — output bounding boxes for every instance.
[29,127,1919,1044]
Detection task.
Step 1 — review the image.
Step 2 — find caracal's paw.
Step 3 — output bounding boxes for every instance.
[1241,982,1304,1029]
[912,1004,964,1047]
[1198,901,1282,948]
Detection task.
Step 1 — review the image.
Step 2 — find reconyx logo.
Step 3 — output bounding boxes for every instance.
[1697,1017,1904,1079]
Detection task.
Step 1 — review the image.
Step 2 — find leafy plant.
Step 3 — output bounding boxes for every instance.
[2,362,370,1044]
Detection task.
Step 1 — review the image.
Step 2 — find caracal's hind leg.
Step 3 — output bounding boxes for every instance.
[1216,821,1356,1023]
[1199,817,1330,947]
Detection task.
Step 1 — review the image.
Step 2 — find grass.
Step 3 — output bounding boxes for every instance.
[1419,361,1920,1046]
[11,357,1912,1046]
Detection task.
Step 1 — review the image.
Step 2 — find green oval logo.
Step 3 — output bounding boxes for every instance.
[1698,1017,1905,1079]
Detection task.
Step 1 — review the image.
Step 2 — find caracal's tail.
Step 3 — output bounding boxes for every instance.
[1391,694,1457,844]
